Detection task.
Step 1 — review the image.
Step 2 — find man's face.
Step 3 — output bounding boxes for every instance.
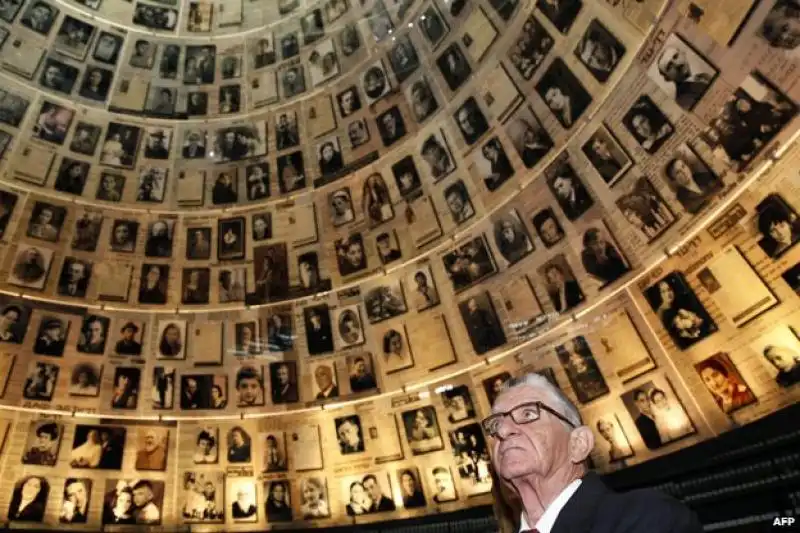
[552,176,573,198]
[658,47,690,82]
[490,385,574,481]
[458,109,474,135]
[634,392,650,414]
[670,159,694,187]
[272,484,286,502]
[363,478,380,501]
[546,266,564,285]
[35,432,53,450]
[66,482,86,504]
[545,87,567,111]
[354,361,366,375]
[345,243,363,266]
[45,325,61,340]
[382,114,396,137]
[769,220,793,245]
[68,262,85,282]
[144,432,158,452]
[446,192,465,215]
[39,209,53,224]
[238,378,260,403]
[338,422,359,446]
[591,138,612,160]
[89,322,103,340]
[277,365,289,384]
[315,366,333,390]
[133,487,151,507]
[187,379,198,394]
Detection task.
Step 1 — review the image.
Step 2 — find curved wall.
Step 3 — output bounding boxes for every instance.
[0,0,797,529]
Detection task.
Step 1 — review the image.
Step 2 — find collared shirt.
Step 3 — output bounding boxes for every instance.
[519,479,582,533]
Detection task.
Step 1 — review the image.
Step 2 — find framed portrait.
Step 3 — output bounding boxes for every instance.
[182,472,224,523]
[335,233,368,277]
[59,478,92,523]
[339,472,395,515]
[406,78,439,125]
[591,413,634,464]
[235,365,265,407]
[22,360,58,400]
[436,42,472,92]
[135,427,168,471]
[57,257,92,297]
[389,34,420,84]
[335,414,365,455]
[265,480,292,522]
[110,367,140,409]
[491,208,534,266]
[377,106,407,147]
[23,420,62,466]
[472,136,515,193]
[8,476,49,521]
[367,0,393,42]
[406,263,440,311]
[70,425,126,469]
[7,244,53,290]
[401,406,444,454]
[0,0,24,23]
[621,375,695,450]
[506,105,553,169]
[339,22,361,56]
[277,151,306,193]
[459,292,506,355]
[441,384,475,423]
[361,60,391,105]
[69,362,102,397]
[33,102,74,145]
[695,352,757,414]
[622,95,674,154]
[269,361,299,403]
[93,31,122,65]
[575,19,626,83]
[156,320,187,359]
[217,217,245,260]
[281,64,306,98]
[538,254,585,313]
[347,353,378,393]
[39,57,79,95]
[381,324,415,373]
[615,177,676,243]
[556,336,610,404]
[0,300,31,344]
[418,3,449,49]
[447,423,491,494]
[192,427,219,464]
[428,466,458,503]
[646,33,716,111]
[698,246,778,327]
[751,325,800,388]
[226,426,252,464]
[136,167,167,202]
[329,188,355,227]
[536,0,581,34]
[102,478,164,525]
[151,367,174,409]
[575,221,630,287]
[582,124,631,186]
[26,201,66,242]
[298,476,330,518]
[100,122,142,169]
[391,155,422,199]
[263,431,288,472]
[304,304,334,355]
[310,360,339,401]
[364,280,408,324]
[419,128,454,181]
[301,8,325,45]
[442,235,497,293]
[454,96,489,146]
[181,268,211,305]
[643,271,718,350]
[333,304,365,348]
[755,193,800,259]
[396,467,427,508]
[535,58,591,129]
[308,38,339,87]
[33,315,68,356]
[545,156,595,221]
[132,2,177,31]
[265,310,294,352]
[663,144,722,214]
[54,15,96,61]
[0,91,30,128]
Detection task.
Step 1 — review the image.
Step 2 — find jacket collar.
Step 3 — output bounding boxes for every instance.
[551,472,611,533]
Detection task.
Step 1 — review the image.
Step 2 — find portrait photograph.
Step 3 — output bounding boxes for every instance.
[266,311,294,352]
[454,97,489,145]
[333,304,365,348]
[299,476,330,519]
[755,193,800,258]
[442,235,497,294]
[26,201,66,242]
[33,315,68,356]
[0,0,24,23]
[132,2,177,30]
[557,335,610,403]
[70,425,126,469]
[336,86,361,118]
[142,128,172,160]
[506,105,553,169]
[537,0,581,33]
[227,426,252,464]
[39,58,79,95]
[128,39,157,69]
[217,217,245,261]
[535,58,592,129]
[193,427,219,464]
[335,233,368,277]
[151,367,174,409]
[263,431,288,472]
[135,428,168,471]
[182,268,211,305]
[492,208,534,266]
[392,155,422,199]
[232,320,259,356]
[71,211,104,252]
[34,101,74,144]
[69,362,102,397]
[377,106,407,147]
[23,420,62,466]
[246,163,271,202]
[235,366,265,407]
[388,35,420,85]
[575,19,626,83]
[181,129,206,159]
[279,26,300,59]
[428,466,458,503]
[101,478,164,525]
[545,156,594,221]
[539,254,585,313]
[281,65,306,98]
[340,472,395,516]
[362,61,391,104]
[397,467,427,508]
[265,480,292,522]
[100,122,142,169]
[364,280,408,324]
[406,263,440,312]
[69,123,101,158]
[622,95,674,154]
[181,374,228,409]
[54,157,89,196]
[93,31,123,65]
[270,361,299,403]
[406,77,440,124]
[7,476,49,522]
[308,38,339,87]
[137,264,168,305]
[75,314,109,355]
[0,301,31,344]
[335,414,365,454]
[0,91,30,128]
[277,151,306,194]
[303,303,334,356]
[22,360,58,400]
[213,124,267,162]
[110,367,140,409]
[181,472,224,523]
[582,124,631,186]
[156,320,187,359]
[301,8,325,44]
[437,42,472,92]
[695,352,757,414]
[57,257,92,297]
[316,136,345,180]
[252,243,290,303]
[310,361,339,401]
[698,246,778,327]
[459,292,506,355]
[647,33,716,111]
[402,406,444,455]
[381,324,415,373]
[220,267,247,304]
[348,353,378,392]
[7,245,53,290]
[621,376,695,450]
[751,325,800,388]
[60,478,92,523]
[138,168,167,206]
[275,110,299,150]
[472,136,515,193]
[508,15,553,80]
[418,130,454,182]
[578,222,630,287]
[643,271,718,350]
[664,144,722,214]
[79,67,113,102]
[329,188,355,226]
[339,22,361,56]
[441,384,476,423]
[615,177,676,242]
[448,423,491,493]
[591,413,634,464]
[54,15,96,61]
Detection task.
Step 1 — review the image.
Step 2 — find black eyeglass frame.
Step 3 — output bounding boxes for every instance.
[481,401,577,437]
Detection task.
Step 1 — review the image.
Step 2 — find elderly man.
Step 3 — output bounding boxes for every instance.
[486,373,701,532]
[656,45,712,111]
[136,429,167,470]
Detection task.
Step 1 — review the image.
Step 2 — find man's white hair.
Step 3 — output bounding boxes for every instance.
[500,372,583,427]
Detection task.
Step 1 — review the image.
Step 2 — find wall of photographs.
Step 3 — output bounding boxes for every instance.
[0,0,798,528]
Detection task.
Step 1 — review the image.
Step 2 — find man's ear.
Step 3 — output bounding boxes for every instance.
[568,426,595,464]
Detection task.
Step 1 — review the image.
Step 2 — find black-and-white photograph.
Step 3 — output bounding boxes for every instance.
[377,106,407,147]
[443,180,475,225]
[211,171,238,205]
[93,31,123,65]
[437,42,472,91]
[492,209,534,266]
[266,311,294,352]
[405,264,440,311]
[273,112,298,153]
[381,325,414,373]
[621,376,695,450]
[229,478,257,522]
[70,425,126,469]
[21,1,58,35]
[33,316,68,356]
[391,155,422,198]
[397,468,427,508]
[279,0,298,14]
[508,15,554,80]
[760,0,800,50]
[364,281,408,324]
[129,39,157,69]
[663,144,721,214]
[335,233,368,276]
[0,0,24,23]
[308,39,339,86]
[536,0,581,34]
[34,101,74,144]
[23,420,62,465]
[59,478,92,523]
[54,157,89,196]
[144,220,174,258]
[297,252,328,294]
[281,65,306,98]
[23,360,58,400]
[304,304,334,355]
[57,257,92,297]
[454,97,489,145]
[143,128,172,160]
[317,136,344,178]
[301,8,325,44]
[269,361,299,403]
[579,224,630,287]
[402,406,444,455]
[755,193,800,259]
[615,177,676,243]
[26,202,65,242]
[329,188,355,226]
[218,217,245,260]
[459,292,506,354]
[79,67,112,102]
[8,245,53,290]
[7,476,49,522]
[133,2,177,31]
[101,478,164,525]
[100,123,141,169]
[581,124,631,186]
[213,124,267,162]
[442,384,476,423]
[265,480,292,522]
[536,58,592,129]
[251,212,271,241]
[419,130,454,181]
[277,151,306,194]
[418,3,448,48]
[376,231,403,265]
[336,86,361,118]
[109,219,138,253]
[181,129,206,159]
[156,320,186,359]
[442,236,497,293]
[76,314,109,355]
[180,374,228,409]
[332,305,364,349]
[308,361,338,400]
[115,321,144,356]
[389,34,420,84]
[219,267,246,303]
[557,336,610,403]
[251,35,276,69]
[0,191,16,239]
[362,174,394,226]
[575,19,625,83]
[622,95,674,154]
[218,85,241,114]
[54,15,95,61]
[233,321,259,356]
[39,57,79,95]
[505,105,553,169]
[539,254,585,312]
[110,367,140,409]
[339,22,361,56]
[221,54,242,80]
[246,163,270,201]
[367,0,393,42]
[647,33,716,111]
[280,29,300,59]
[144,86,176,116]
[545,157,594,221]
[0,91,30,128]
[0,301,30,344]
[326,0,348,22]
[253,243,290,303]
[64,121,97,156]
[476,136,515,192]
[235,366,264,407]
[335,414,364,454]
[644,271,718,350]
[181,472,224,523]
[362,61,391,104]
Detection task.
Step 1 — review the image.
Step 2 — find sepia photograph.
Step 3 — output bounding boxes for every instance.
[459,292,506,355]
[575,19,625,83]
[397,468,427,508]
[181,374,228,409]
[621,376,695,450]
[592,414,634,463]
[311,361,339,400]
[556,335,610,403]
[539,254,585,313]
[401,406,444,455]
[70,425,126,469]
[615,177,676,242]
[182,268,211,305]
[23,420,62,466]
[193,427,219,464]
[23,360,58,400]
[60,478,92,523]
[406,77,437,123]
[492,208,534,266]
[270,361,299,403]
[299,477,330,519]
[437,42,472,91]
[623,95,674,154]
[39,58,79,95]
[182,472,224,523]
[755,193,800,258]
[8,245,53,290]
[76,314,110,354]
[579,223,630,287]
[647,33,716,111]
[235,366,265,407]
[364,280,408,324]
[454,97,489,145]
[57,257,92,297]
[582,124,631,186]
[442,235,497,293]
[304,304,334,355]
[110,367,140,409]
[506,105,553,169]
[664,144,722,214]
[508,14,554,80]
[537,0,581,33]
[8,476,49,522]
[348,353,378,392]
[335,414,365,454]
[33,316,68,356]
[100,123,142,169]
[135,428,168,471]
[535,58,592,129]
[751,325,800,388]
[377,106,407,147]
[0,301,30,344]
[156,320,186,359]
[381,325,414,374]
[644,271,718,350]
[441,384,476,423]
[265,480,292,522]
[263,431,287,472]
[695,352,757,414]
[102,478,164,525]
[341,472,395,515]
[333,304,364,348]
[34,101,75,144]
[406,263,440,311]
[448,423,492,494]
[151,367,174,409]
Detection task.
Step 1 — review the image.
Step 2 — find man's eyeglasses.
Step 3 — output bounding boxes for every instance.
[481,401,576,438]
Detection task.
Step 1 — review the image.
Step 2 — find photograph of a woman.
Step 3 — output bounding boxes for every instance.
[694,353,756,414]
[265,481,292,522]
[401,406,444,455]
[157,321,185,359]
[644,271,717,350]
[300,477,330,519]
[7,476,49,522]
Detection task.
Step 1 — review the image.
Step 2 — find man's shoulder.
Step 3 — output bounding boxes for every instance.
[597,486,701,531]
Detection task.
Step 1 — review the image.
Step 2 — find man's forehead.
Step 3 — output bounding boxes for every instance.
[491,384,546,412]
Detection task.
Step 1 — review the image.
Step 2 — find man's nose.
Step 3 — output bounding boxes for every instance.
[494,415,519,440]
